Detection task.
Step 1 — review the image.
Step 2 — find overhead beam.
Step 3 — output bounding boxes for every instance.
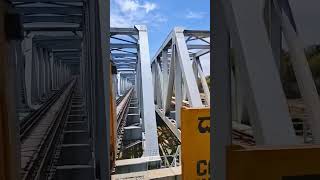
[60,57,80,60]
[53,52,81,57]
[24,26,82,32]
[38,42,81,49]
[36,39,81,46]
[187,44,210,49]
[110,27,138,35]
[117,68,135,71]
[60,60,80,63]
[16,7,83,15]
[55,54,81,59]
[12,0,83,2]
[118,71,136,74]
[52,49,80,53]
[111,53,137,58]
[114,62,136,65]
[116,65,136,68]
[110,43,137,49]
[184,30,210,37]
[22,15,82,24]
[34,35,81,41]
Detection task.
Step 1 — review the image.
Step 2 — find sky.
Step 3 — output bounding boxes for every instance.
[110,0,320,77]
[110,0,210,75]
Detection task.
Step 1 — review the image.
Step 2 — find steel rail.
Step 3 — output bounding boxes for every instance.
[20,80,72,140]
[116,88,131,106]
[20,79,76,180]
[33,81,76,180]
[115,88,134,159]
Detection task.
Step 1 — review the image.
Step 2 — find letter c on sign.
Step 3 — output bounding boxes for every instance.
[197,160,207,176]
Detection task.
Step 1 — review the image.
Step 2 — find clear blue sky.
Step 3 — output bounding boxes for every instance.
[110,0,210,56]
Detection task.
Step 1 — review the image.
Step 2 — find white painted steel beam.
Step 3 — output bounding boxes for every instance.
[174,27,203,107]
[273,0,320,143]
[220,0,297,145]
[135,25,160,157]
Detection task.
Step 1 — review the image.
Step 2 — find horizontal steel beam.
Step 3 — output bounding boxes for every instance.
[112,57,136,60]
[23,15,82,24]
[117,69,135,72]
[120,73,135,76]
[12,0,83,2]
[34,35,81,41]
[36,39,81,46]
[113,60,137,64]
[38,42,81,49]
[53,51,81,56]
[119,71,135,74]
[111,43,137,49]
[52,49,80,53]
[110,27,138,35]
[111,53,137,58]
[116,65,136,68]
[60,57,80,60]
[187,44,210,49]
[24,26,82,32]
[55,55,81,59]
[184,30,210,37]
[16,7,83,15]
[61,61,80,64]
[114,62,136,65]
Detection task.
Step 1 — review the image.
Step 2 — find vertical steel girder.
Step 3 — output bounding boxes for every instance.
[135,25,160,157]
[174,44,183,128]
[162,50,169,109]
[81,0,110,179]
[212,1,232,179]
[12,40,27,110]
[111,26,160,159]
[23,36,36,108]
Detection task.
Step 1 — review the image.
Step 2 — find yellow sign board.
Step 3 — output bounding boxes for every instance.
[181,107,210,180]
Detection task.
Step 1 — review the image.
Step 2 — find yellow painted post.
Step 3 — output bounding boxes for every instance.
[109,65,116,170]
[181,107,210,180]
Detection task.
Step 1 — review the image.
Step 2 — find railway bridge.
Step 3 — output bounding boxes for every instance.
[1,0,320,180]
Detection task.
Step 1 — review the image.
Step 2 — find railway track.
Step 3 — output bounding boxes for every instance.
[20,79,76,180]
[116,89,131,106]
[232,129,255,145]
[47,82,93,180]
[115,88,134,159]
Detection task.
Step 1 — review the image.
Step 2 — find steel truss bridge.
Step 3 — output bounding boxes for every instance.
[1,0,320,180]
